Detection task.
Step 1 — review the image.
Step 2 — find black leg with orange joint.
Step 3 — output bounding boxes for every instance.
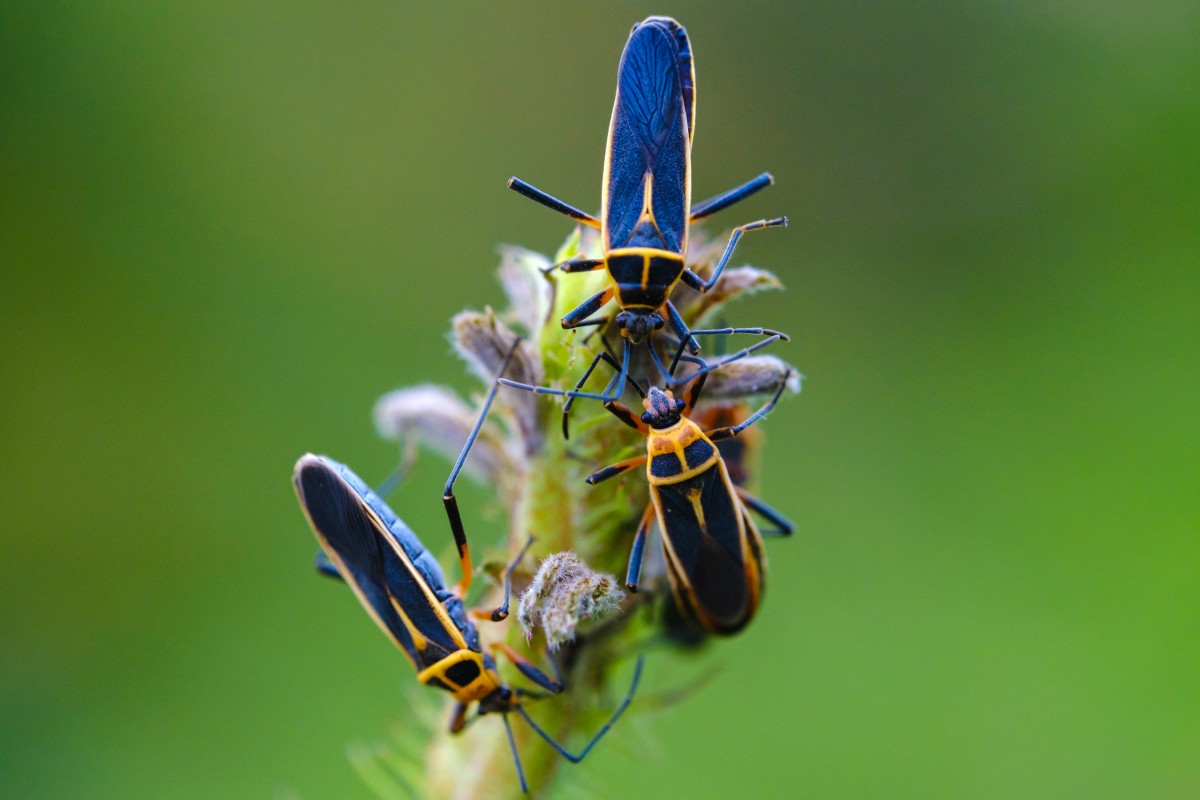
[442,340,524,615]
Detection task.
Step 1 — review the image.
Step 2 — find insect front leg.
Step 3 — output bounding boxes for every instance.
[556,256,606,274]
[562,347,635,440]
[562,287,615,331]
[703,369,790,442]
[492,642,566,694]
[586,455,649,486]
[664,301,700,355]
[666,326,789,377]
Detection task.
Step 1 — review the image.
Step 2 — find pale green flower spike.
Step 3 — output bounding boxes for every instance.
[354,228,797,798]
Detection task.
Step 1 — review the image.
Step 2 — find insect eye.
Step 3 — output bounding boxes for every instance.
[640,411,654,424]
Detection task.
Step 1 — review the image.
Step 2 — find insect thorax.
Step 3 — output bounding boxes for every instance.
[646,419,718,484]
[607,249,685,308]
[417,648,502,704]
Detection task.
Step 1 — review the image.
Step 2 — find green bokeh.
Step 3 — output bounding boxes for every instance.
[2,3,1197,798]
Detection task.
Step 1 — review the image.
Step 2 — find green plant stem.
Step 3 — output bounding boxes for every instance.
[423,243,646,799]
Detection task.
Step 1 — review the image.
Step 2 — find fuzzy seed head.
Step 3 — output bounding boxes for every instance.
[518,552,626,650]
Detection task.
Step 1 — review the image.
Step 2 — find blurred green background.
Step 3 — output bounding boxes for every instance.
[2,2,1197,798]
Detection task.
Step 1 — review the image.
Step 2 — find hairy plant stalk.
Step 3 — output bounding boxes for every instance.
[362,228,794,798]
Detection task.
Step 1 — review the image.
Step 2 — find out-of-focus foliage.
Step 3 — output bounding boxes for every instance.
[1,3,1196,798]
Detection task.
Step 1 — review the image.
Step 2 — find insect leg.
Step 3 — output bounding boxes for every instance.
[704,369,791,442]
[735,488,794,536]
[586,455,649,486]
[469,536,537,622]
[498,338,637,407]
[314,550,342,580]
[606,337,633,405]
[679,216,788,293]
[669,334,786,394]
[562,348,631,440]
[507,177,601,228]
[448,701,470,734]
[625,504,656,591]
[666,327,790,377]
[664,301,700,355]
[499,340,648,412]
[493,642,566,693]
[690,172,774,222]
[513,655,645,764]
[556,256,606,274]
[498,380,617,404]
[443,339,524,603]
[562,287,615,330]
[500,713,530,795]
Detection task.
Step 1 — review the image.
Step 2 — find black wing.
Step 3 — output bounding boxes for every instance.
[603,17,692,253]
[654,462,762,634]
[293,454,475,671]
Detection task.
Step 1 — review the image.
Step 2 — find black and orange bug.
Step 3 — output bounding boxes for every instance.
[508,16,787,402]
[656,356,797,645]
[500,340,794,635]
[294,454,643,794]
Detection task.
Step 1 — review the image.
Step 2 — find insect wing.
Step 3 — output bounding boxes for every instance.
[293,455,474,671]
[603,17,692,254]
[653,461,762,634]
[663,17,695,139]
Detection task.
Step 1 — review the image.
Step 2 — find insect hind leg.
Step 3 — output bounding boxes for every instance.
[680,216,788,293]
[690,172,774,222]
[513,655,645,764]
[443,339,524,614]
[500,714,530,794]
[736,488,794,536]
